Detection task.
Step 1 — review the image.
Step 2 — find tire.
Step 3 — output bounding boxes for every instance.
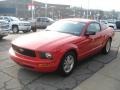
[31,26,37,32]
[23,30,30,33]
[0,36,3,40]
[12,26,19,33]
[102,39,111,54]
[59,51,76,76]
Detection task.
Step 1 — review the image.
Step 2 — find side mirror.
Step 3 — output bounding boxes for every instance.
[85,31,96,36]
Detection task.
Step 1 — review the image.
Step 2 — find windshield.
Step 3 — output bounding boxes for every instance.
[46,21,85,36]
[10,17,19,21]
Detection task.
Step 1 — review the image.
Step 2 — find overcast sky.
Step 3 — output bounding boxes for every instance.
[34,0,120,11]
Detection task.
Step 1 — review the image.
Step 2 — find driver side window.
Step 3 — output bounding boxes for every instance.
[87,23,101,32]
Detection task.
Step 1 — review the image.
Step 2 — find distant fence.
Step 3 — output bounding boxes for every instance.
[0,7,16,14]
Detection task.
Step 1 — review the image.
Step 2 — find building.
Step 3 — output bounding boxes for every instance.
[0,0,119,20]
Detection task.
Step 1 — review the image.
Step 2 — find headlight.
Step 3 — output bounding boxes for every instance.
[40,52,53,59]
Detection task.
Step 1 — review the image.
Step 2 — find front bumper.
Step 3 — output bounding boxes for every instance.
[9,48,59,72]
[18,26,31,31]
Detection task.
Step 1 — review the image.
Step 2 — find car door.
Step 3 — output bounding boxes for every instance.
[78,22,103,59]
[36,17,43,28]
[77,35,95,60]
[42,18,50,28]
[86,22,103,53]
[42,18,47,27]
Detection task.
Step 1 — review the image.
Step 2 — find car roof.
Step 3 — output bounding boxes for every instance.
[59,18,97,23]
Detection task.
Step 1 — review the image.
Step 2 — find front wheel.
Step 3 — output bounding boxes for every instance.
[0,36,3,40]
[12,26,19,33]
[102,39,111,54]
[59,52,76,76]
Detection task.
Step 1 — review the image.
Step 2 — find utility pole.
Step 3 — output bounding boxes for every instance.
[50,6,55,19]
[74,8,76,17]
[31,0,34,20]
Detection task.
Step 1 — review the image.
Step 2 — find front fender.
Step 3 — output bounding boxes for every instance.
[55,43,79,61]
[52,43,79,69]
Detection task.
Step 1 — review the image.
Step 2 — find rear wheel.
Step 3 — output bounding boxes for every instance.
[0,36,3,40]
[12,26,19,33]
[59,52,76,76]
[23,30,30,33]
[31,26,37,32]
[102,39,111,54]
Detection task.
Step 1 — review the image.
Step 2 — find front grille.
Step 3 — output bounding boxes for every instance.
[12,44,36,57]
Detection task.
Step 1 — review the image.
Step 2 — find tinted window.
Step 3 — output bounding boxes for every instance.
[87,23,101,32]
[46,21,86,36]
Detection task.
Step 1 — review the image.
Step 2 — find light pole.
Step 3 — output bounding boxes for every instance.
[45,0,47,17]
[58,10,61,19]
[87,0,89,19]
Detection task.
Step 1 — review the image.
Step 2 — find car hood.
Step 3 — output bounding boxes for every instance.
[12,31,80,51]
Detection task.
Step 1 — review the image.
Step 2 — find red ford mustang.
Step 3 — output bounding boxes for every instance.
[9,18,114,76]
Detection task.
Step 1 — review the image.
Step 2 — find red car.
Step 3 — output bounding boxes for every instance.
[9,18,114,76]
